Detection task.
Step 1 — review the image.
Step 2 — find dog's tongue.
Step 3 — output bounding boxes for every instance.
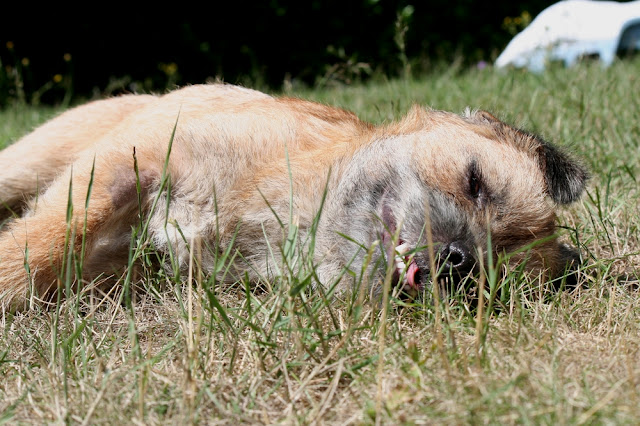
[406,261,420,290]
[395,242,421,291]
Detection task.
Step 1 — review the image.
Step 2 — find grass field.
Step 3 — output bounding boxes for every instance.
[1,59,640,424]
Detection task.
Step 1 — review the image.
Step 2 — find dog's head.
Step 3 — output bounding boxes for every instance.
[361,107,588,296]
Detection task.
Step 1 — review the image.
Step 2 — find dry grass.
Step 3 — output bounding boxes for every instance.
[2,59,640,424]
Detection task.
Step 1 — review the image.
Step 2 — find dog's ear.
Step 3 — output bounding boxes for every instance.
[470,110,589,205]
[536,141,589,204]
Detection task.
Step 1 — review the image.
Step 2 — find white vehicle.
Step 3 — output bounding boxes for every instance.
[495,0,640,71]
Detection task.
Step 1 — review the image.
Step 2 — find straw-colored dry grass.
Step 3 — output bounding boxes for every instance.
[1,59,640,424]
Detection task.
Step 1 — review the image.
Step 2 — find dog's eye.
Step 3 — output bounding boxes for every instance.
[469,172,481,199]
[466,160,487,205]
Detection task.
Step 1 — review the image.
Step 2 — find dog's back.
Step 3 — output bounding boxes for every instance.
[0,84,288,216]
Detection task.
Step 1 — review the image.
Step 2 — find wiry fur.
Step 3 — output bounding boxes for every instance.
[0,84,587,311]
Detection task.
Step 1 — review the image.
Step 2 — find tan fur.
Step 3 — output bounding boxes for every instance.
[0,84,586,311]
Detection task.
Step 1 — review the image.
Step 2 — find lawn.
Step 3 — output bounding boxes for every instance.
[1,59,640,424]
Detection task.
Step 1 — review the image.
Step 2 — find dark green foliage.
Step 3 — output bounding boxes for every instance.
[1,1,555,105]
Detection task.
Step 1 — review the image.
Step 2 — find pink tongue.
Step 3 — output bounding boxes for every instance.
[407,262,419,289]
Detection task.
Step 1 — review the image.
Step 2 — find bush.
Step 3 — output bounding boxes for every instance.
[0,1,556,104]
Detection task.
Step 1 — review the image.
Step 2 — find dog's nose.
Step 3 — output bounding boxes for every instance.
[438,241,475,274]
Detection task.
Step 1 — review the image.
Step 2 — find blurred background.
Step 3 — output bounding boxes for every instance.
[0,1,554,105]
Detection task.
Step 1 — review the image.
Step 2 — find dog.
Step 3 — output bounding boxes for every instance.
[0,84,588,311]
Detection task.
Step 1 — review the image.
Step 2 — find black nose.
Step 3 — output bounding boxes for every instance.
[438,241,475,274]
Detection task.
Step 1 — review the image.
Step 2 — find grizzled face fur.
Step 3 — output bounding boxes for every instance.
[354,108,588,297]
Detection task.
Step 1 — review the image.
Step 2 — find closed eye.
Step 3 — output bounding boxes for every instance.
[469,173,481,199]
[467,160,487,207]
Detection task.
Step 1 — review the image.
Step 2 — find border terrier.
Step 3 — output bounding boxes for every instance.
[0,84,587,311]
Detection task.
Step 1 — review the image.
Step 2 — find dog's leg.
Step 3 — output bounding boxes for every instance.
[0,95,156,218]
[0,148,159,311]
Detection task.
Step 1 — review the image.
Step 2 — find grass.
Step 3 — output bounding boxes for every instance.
[1,58,640,424]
